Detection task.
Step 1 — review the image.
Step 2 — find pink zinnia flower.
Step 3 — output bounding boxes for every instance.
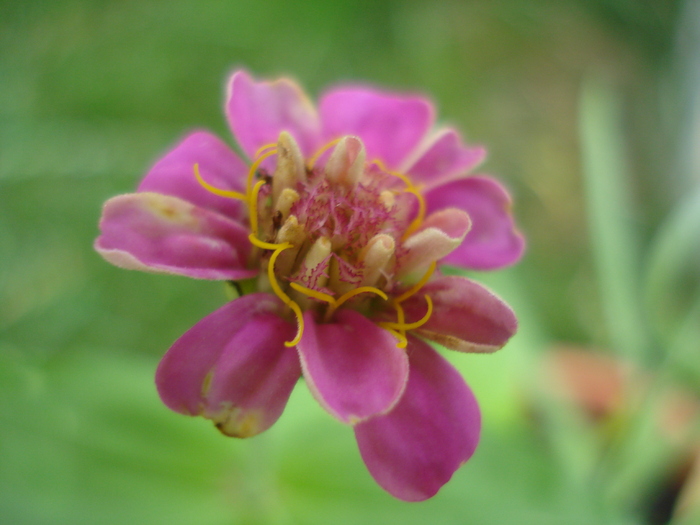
[95,70,524,501]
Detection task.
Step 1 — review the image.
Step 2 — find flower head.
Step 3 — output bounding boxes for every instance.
[95,70,524,501]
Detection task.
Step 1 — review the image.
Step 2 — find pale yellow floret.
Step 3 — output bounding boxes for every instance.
[193,164,247,201]
[307,137,342,169]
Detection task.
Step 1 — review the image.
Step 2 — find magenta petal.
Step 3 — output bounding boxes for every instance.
[226,70,321,158]
[426,176,525,270]
[95,193,256,280]
[320,87,434,169]
[355,337,480,501]
[138,131,248,221]
[297,310,409,424]
[156,293,300,436]
[405,129,486,188]
[402,276,517,353]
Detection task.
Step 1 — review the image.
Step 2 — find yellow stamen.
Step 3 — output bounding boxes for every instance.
[384,327,408,349]
[334,286,388,309]
[391,301,408,349]
[393,261,437,303]
[308,138,341,169]
[247,234,288,251]
[325,286,388,322]
[393,300,406,325]
[193,164,247,201]
[265,243,305,347]
[248,179,267,237]
[289,282,336,304]
[254,142,278,159]
[371,159,414,188]
[370,159,427,239]
[402,187,427,239]
[379,295,433,331]
[246,149,278,196]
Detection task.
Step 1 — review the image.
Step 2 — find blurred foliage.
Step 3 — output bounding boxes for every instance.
[2,0,699,524]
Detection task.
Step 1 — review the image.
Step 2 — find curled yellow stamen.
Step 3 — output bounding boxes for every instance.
[371,159,427,238]
[402,187,427,239]
[193,164,247,201]
[334,286,388,310]
[379,295,433,332]
[254,142,278,159]
[324,286,388,322]
[289,282,336,304]
[265,243,304,347]
[308,137,342,169]
[390,301,408,349]
[248,179,267,238]
[384,327,408,349]
[371,159,414,188]
[247,234,288,251]
[246,149,278,196]
[393,261,437,304]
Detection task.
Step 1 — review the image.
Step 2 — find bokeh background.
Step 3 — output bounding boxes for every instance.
[2,0,700,524]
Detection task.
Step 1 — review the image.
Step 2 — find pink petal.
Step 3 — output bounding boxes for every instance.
[404,129,486,188]
[297,310,409,424]
[95,193,256,280]
[226,70,321,159]
[425,176,525,270]
[354,337,480,501]
[320,87,434,169]
[156,293,300,437]
[401,275,517,353]
[138,131,248,222]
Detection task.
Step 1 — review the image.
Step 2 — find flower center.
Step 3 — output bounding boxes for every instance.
[194,133,434,347]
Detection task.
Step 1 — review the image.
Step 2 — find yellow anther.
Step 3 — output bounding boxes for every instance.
[289,282,336,304]
[394,261,437,303]
[246,149,278,196]
[248,179,267,237]
[193,164,247,201]
[254,142,278,159]
[379,294,433,331]
[265,243,305,347]
[308,137,342,169]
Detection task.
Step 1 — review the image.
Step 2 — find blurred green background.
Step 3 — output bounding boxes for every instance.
[2,0,700,523]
